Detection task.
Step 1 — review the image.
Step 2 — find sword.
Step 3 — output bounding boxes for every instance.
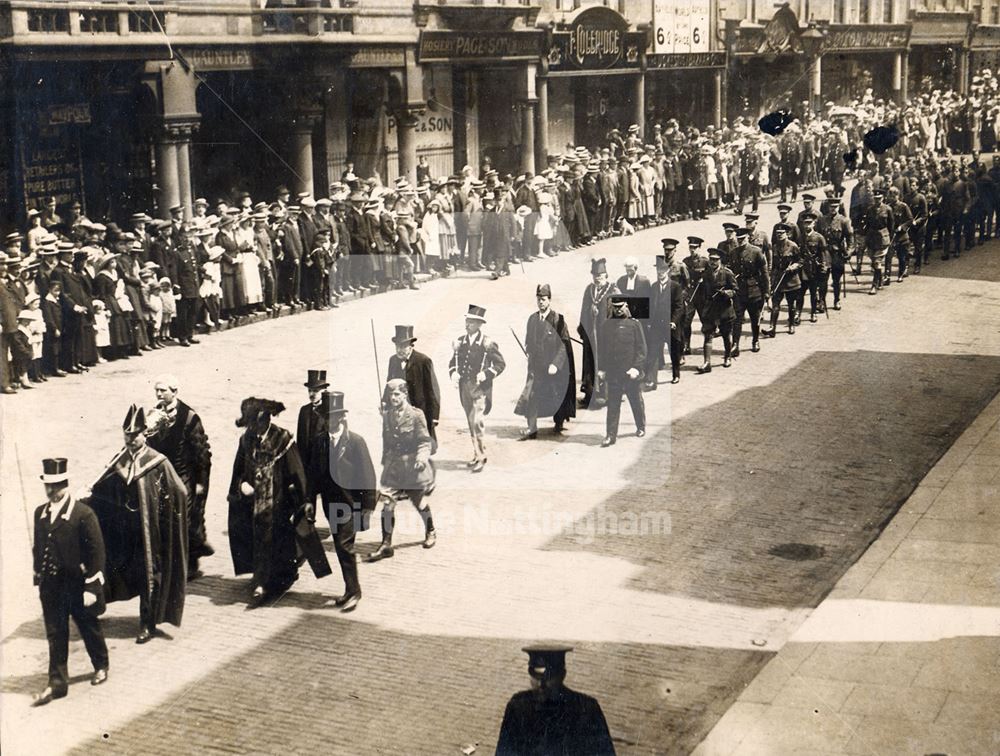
[768,269,788,311]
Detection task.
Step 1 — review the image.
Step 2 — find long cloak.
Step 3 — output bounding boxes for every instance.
[516,309,577,423]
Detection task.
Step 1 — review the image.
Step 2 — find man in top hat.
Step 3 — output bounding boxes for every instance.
[386,325,441,451]
[496,645,614,756]
[297,369,331,470]
[147,374,213,578]
[646,253,686,387]
[30,458,110,706]
[85,405,189,644]
[449,305,506,473]
[515,284,576,439]
[695,249,737,373]
[598,293,647,446]
[306,391,375,612]
[728,228,770,356]
[577,258,618,409]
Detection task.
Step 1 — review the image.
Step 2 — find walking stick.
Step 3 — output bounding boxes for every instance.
[509,326,528,357]
[371,319,382,405]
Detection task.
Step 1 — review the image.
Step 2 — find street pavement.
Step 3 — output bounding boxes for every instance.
[3,191,1000,755]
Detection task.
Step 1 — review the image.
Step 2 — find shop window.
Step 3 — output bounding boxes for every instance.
[992,3,999,22]
[858,0,869,22]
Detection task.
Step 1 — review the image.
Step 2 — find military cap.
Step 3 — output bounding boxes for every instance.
[777,204,792,213]
[660,238,679,249]
[687,236,704,246]
[802,193,816,202]
[722,223,738,232]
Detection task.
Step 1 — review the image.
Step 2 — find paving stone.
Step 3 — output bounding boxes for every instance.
[770,676,856,712]
[733,706,862,754]
[796,648,919,688]
[840,683,947,722]
[690,701,767,756]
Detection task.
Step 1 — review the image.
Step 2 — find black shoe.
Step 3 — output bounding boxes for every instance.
[189,337,201,344]
[466,458,478,468]
[31,686,67,706]
[518,430,538,441]
[91,668,109,686]
[333,592,361,607]
[723,357,732,368]
[751,341,760,352]
[731,347,740,358]
[136,627,153,644]
[696,363,712,374]
[423,529,437,549]
[553,422,565,434]
[671,376,680,384]
[472,458,486,473]
[642,382,657,391]
[339,594,360,612]
[833,301,841,310]
[600,436,616,447]
[366,543,394,562]
[636,429,646,438]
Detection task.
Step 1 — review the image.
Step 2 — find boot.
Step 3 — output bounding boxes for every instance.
[367,510,395,561]
[422,510,436,549]
[696,342,712,373]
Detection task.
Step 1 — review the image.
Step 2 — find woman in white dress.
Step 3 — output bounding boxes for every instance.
[535,191,555,257]
[420,199,442,272]
[235,214,263,309]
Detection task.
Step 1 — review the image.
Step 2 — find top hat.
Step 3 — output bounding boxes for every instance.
[319,390,347,417]
[40,457,69,484]
[465,304,487,322]
[655,254,671,269]
[304,369,329,390]
[391,325,417,344]
[122,404,147,434]
[536,283,552,298]
[590,258,607,276]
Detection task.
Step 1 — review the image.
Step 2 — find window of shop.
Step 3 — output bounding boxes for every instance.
[833,0,846,23]
[859,0,870,23]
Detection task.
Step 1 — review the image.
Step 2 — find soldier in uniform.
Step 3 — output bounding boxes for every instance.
[681,236,708,356]
[735,136,760,214]
[796,194,818,237]
[516,284,576,439]
[907,178,929,275]
[797,212,827,322]
[729,228,770,356]
[386,325,441,451]
[773,204,801,247]
[598,294,646,447]
[577,258,618,409]
[778,127,802,204]
[886,186,913,285]
[30,458,110,706]
[745,212,772,268]
[717,223,739,263]
[645,254,685,387]
[818,197,853,310]
[496,645,615,756]
[449,305,505,473]
[763,224,803,336]
[864,188,895,294]
[695,249,737,373]
[170,227,202,347]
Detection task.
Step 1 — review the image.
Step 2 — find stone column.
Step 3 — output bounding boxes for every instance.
[811,55,822,112]
[957,47,970,94]
[520,101,536,175]
[535,74,549,171]
[900,51,909,103]
[633,72,645,136]
[171,121,198,218]
[714,69,724,129]
[291,113,321,197]
[892,51,903,106]
[156,133,180,220]
[396,108,420,184]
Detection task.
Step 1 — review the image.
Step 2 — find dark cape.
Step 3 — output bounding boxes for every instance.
[227,424,329,590]
[495,687,616,756]
[89,445,189,626]
[515,309,577,423]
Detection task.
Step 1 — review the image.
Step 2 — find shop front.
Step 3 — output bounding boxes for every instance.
[645,51,726,130]
[819,24,910,104]
[970,25,1000,80]
[908,12,972,95]
[541,6,648,155]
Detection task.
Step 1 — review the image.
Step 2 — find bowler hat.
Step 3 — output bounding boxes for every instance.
[40,458,69,484]
[391,325,417,344]
[304,369,329,390]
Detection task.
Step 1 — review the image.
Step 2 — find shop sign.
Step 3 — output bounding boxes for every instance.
[44,104,91,126]
[824,25,909,51]
[183,47,254,71]
[20,133,82,210]
[972,25,1000,50]
[417,30,544,63]
[653,0,710,55]
[348,47,405,68]
[548,7,645,72]
[646,51,726,70]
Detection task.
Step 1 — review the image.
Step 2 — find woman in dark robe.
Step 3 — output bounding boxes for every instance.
[92,254,132,359]
[227,397,308,606]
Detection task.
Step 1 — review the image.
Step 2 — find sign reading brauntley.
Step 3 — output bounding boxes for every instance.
[653,0,711,56]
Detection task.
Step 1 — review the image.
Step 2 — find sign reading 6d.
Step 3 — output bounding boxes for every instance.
[653,0,711,55]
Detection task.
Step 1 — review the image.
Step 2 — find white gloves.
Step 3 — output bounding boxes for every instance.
[240,481,255,496]
[451,372,460,387]
[476,371,487,384]
[83,592,97,607]
[626,368,640,380]
[547,364,558,376]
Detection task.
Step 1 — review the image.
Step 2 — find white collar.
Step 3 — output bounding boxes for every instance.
[48,491,73,522]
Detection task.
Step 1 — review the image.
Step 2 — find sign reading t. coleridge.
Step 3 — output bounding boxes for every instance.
[549,7,646,72]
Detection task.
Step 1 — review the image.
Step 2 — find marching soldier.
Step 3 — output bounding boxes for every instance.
[515,284,576,439]
[31,458,110,706]
[796,194,818,238]
[886,186,913,284]
[773,204,801,247]
[577,258,618,409]
[906,178,929,275]
[386,325,441,451]
[818,197,854,310]
[797,212,827,322]
[778,126,803,204]
[696,249,737,373]
[717,223,739,263]
[681,236,708,356]
[864,189,895,294]
[729,228,770,356]
[449,305,506,473]
[745,212,771,268]
[763,224,803,336]
[598,294,646,447]
[645,254,685,387]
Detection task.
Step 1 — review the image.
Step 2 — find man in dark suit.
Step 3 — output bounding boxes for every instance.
[306,392,376,613]
[496,645,615,756]
[297,369,330,469]
[598,294,647,447]
[645,255,685,388]
[386,326,441,451]
[278,206,304,306]
[615,257,651,299]
[31,458,110,706]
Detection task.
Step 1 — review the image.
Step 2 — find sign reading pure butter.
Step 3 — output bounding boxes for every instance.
[549,7,645,72]
[417,31,544,63]
[824,25,910,51]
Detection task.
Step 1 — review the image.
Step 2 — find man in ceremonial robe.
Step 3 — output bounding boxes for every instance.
[577,258,618,409]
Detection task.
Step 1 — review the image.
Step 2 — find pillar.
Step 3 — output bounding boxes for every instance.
[811,55,822,112]
[535,74,549,171]
[291,114,320,196]
[633,73,645,136]
[900,51,909,103]
[396,109,419,184]
[520,101,536,175]
[714,69,724,129]
[957,47,969,94]
[174,123,195,218]
[892,51,903,106]
[156,135,180,219]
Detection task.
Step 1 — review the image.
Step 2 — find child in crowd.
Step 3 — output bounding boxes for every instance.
[25,294,46,383]
[11,310,37,388]
[200,246,223,330]
[158,277,176,342]
[92,299,110,363]
[142,269,163,346]
[41,280,63,376]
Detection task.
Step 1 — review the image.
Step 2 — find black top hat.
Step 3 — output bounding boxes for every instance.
[522,644,573,672]
[122,404,147,434]
[392,325,417,344]
[304,369,329,389]
[466,304,487,322]
[536,283,552,298]
[40,457,69,484]
[319,390,347,417]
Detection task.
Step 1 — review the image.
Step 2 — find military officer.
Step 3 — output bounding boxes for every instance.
[763,224,803,336]
[681,236,708,355]
[449,305,505,473]
[386,325,441,451]
[598,294,647,447]
[796,194,818,237]
[818,197,854,310]
[717,223,739,263]
[797,212,827,322]
[773,204,801,247]
[696,249,737,373]
[745,212,772,268]
[863,188,895,294]
[729,228,770,356]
